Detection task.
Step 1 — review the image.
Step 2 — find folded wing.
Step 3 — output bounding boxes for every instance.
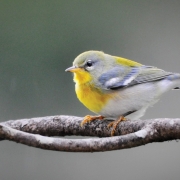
[98,65,173,90]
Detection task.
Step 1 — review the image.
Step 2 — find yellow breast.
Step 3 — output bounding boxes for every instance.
[73,68,116,113]
[75,83,114,113]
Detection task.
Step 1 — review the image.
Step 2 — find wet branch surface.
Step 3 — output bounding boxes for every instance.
[0,115,180,152]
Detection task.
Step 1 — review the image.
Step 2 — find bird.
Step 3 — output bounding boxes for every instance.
[65,50,180,136]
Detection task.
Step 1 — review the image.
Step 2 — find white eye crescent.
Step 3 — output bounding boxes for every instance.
[85,60,94,71]
[86,60,93,67]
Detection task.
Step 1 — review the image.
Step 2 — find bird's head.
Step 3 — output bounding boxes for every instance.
[65,51,108,84]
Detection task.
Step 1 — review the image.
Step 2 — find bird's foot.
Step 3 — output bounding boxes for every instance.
[81,115,105,127]
[108,116,127,136]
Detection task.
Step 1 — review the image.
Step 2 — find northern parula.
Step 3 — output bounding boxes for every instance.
[65,51,180,136]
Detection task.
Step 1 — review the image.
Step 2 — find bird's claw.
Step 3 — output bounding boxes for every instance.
[108,116,126,136]
[80,115,104,127]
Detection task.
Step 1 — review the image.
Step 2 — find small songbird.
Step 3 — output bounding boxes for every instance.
[65,51,180,136]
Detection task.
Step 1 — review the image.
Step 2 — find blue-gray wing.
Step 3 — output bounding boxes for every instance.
[98,66,173,90]
[129,66,174,86]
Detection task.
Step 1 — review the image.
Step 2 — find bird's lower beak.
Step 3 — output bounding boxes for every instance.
[65,66,80,72]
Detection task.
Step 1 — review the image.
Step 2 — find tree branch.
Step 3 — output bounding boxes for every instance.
[0,115,180,152]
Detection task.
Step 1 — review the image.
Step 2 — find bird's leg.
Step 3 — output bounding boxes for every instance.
[108,110,136,136]
[81,115,105,127]
[108,116,127,136]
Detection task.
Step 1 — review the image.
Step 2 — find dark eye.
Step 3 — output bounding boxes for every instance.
[86,60,93,67]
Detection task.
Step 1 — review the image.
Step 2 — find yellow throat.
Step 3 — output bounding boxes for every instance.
[73,69,114,113]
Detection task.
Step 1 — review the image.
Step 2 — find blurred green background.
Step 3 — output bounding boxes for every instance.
[1,1,180,180]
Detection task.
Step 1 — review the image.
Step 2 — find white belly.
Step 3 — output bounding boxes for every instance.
[98,79,180,120]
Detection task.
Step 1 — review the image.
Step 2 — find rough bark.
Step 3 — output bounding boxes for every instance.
[0,115,180,152]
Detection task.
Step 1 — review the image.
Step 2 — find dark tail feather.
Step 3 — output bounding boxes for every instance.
[173,87,180,90]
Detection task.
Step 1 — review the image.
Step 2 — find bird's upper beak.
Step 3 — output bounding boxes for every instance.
[65,66,81,72]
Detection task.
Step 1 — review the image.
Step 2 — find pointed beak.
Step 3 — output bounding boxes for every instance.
[65,66,80,72]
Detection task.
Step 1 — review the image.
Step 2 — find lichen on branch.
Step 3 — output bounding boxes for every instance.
[0,116,180,152]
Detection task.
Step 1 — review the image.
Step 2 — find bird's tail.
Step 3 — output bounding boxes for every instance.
[168,73,180,90]
[173,87,180,90]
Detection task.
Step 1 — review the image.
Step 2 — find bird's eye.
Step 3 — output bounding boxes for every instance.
[86,60,93,67]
